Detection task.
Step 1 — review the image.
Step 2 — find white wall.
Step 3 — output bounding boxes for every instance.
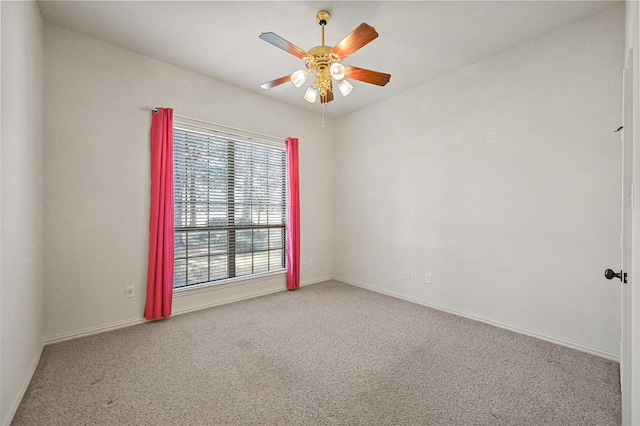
[334,5,624,359]
[0,1,45,424]
[43,24,334,342]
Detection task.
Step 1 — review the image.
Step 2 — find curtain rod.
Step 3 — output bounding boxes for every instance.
[145,107,285,143]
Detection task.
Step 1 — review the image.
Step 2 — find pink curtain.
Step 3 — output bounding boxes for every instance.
[285,137,301,290]
[144,108,174,319]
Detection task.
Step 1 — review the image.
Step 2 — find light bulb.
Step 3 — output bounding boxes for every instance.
[338,80,353,97]
[304,87,318,103]
[290,69,308,88]
[329,63,346,81]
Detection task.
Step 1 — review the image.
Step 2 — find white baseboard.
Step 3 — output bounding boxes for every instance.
[43,277,332,346]
[44,290,283,345]
[301,276,333,287]
[172,276,332,316]
[171,286,285,316]
[2,345,43,426]
[45,276,612,366]
[43,317,148,346]
[336,277,619,362]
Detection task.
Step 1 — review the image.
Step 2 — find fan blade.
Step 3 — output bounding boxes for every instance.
[259,32,309,59]
[330,23,378,60]
[345,66,391,86]
[320,90,334,104]
[260,75,292,90]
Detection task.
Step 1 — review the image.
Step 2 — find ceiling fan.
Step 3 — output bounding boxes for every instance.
[259,10,391,105]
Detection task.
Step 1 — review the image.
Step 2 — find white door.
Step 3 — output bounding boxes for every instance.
[619,48,633,426]
[605,48,633,425]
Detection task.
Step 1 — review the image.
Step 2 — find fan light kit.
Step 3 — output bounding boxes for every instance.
[259,10,391,106]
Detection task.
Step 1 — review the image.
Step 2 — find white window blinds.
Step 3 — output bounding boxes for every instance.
[173,122,286,289]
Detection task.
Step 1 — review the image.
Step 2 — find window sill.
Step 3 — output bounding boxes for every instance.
[173,269,286,298]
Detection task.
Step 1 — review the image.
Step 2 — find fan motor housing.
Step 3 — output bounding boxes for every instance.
[308,45,331,56]
[308,46,332,67]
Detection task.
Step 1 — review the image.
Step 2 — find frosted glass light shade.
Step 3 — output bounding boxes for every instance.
[329,63,346,81]
[338,80,353,97]
[304,87,318,103]
[290,69,308,88]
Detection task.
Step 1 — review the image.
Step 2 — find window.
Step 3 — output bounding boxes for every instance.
[173,123,286,289]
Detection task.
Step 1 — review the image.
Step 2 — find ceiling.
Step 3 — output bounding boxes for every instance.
[37,1,619,118]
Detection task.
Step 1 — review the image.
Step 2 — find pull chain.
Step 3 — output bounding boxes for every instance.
[322,105,325,128]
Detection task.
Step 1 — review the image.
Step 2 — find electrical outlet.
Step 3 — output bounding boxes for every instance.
[425,273,432,284]
[404,271,411,280]
[308,258,313,267]
[125,286,135,298]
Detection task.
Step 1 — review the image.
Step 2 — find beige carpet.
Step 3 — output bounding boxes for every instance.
[12,280,620,425]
